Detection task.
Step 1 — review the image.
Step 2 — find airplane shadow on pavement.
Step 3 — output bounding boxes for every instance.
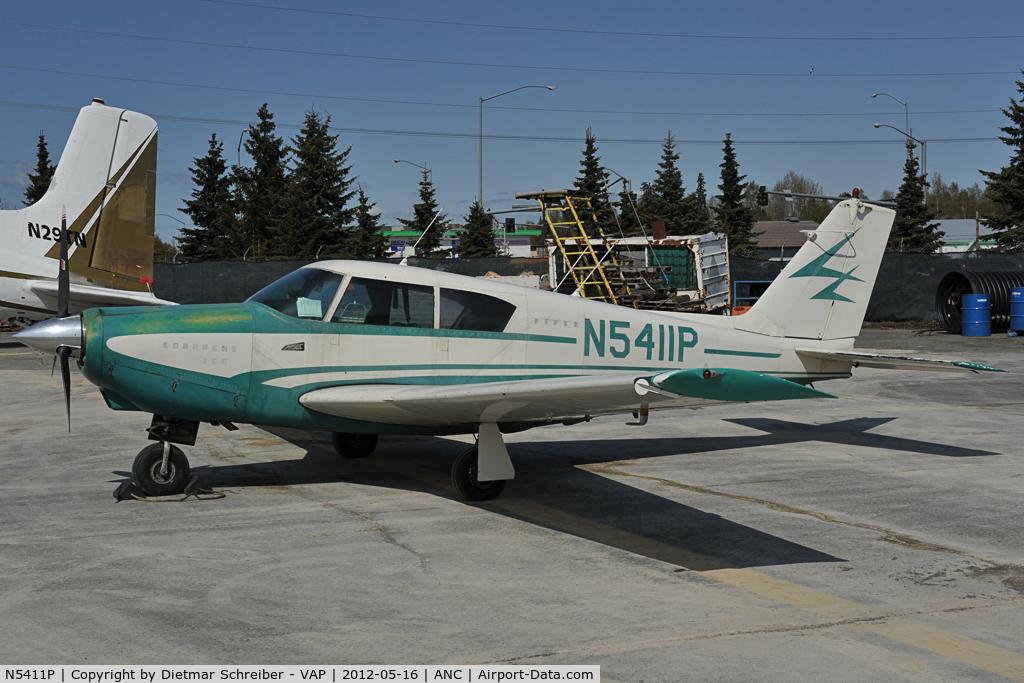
[157,415,996,572]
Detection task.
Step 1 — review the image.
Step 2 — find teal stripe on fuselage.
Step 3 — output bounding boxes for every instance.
[705,348,782,358]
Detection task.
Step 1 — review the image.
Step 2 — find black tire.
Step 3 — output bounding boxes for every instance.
[132,443,190,497]
[332,432,378,459]
[451,445,506,502]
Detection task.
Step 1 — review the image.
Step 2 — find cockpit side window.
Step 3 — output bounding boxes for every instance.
[247,268,344,320]
[331,277,435,328]
[439,289,517,333]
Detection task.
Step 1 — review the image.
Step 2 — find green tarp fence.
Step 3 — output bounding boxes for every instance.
[731,253,1024,321]
[154,254,1024,321]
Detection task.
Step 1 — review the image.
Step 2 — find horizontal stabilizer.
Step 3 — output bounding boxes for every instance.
[30,281,176,309]
[648,368,836,401]
[795,348,1005,373]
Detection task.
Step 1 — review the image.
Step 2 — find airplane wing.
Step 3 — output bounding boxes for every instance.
[30,281,176,309]
[795,348,1005,374]
[299,368,835,427]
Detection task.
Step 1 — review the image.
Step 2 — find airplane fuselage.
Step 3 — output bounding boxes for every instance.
[80,261,853,436]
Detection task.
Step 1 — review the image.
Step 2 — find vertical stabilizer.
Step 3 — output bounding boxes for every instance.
[733,200,895,340]
[5,100,158,291]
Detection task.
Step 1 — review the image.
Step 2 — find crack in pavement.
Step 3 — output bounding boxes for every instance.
[480,599,1022,664]
[200,436,431,575]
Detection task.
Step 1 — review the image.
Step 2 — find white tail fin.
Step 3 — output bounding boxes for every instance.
[734,200,895,340]
[1,100,158,290]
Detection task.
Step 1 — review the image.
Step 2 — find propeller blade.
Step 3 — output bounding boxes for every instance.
[57,207,70,319]
[58,346,72,432]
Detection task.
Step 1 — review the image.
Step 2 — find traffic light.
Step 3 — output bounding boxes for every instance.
[505,217,516,233]
[756,186,768,206]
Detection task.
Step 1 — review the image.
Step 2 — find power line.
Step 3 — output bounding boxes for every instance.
[0,100,1000,146]
[200,0,1024,43]
[0,64,1003,119]
[1,21,1019,79]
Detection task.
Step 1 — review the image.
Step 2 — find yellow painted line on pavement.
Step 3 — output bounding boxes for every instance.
[866,620,1024,681]
[303,445,1024,680]
[490,492,1024,680]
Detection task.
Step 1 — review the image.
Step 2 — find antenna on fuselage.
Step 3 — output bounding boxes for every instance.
[400,207,445,266]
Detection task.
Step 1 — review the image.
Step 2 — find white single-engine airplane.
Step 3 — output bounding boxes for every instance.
[15,114,1004,500]
[0,99,174,325]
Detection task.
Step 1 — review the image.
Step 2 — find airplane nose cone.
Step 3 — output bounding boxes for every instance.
[14,315,84,358]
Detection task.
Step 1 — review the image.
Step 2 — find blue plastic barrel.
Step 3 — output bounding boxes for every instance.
[1011,287,1024,332]
[962,293,992,337]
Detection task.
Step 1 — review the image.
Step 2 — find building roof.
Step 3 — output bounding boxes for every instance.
[753,220,819,248]
[380,228,543,238]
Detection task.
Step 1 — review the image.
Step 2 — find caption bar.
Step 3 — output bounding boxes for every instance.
[2,668,599,683]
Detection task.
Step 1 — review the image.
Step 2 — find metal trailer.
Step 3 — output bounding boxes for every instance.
[544,232,731,314]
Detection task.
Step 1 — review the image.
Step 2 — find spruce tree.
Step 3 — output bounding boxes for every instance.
[981,70,1024,248]
[712,134,757,255]
[645,133,690,233]
[24,132,56,206]
[615,187,642,235]
[891,139,944,252]
[680,172,713,234]
[276,110,355,259]
[573,128,617,230]
[349,188,390,259]
[398,169,449,256]
[153,234,179,263]
[234,103,290,260]
[458,201,497,258]
[178,134,238,260]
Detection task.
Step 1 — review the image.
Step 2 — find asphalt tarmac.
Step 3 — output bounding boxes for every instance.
[1,328,1023,681]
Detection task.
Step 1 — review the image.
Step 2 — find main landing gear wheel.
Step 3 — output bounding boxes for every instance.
[132,443,190,497]
[451,445,506,502]
[332,432,378,459]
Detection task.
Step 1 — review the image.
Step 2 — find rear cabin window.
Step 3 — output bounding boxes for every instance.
[247,268,344,320]
[331,277,435,328]
[439,289,516,333]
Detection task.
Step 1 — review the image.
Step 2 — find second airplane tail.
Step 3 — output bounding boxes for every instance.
[5,99,159,291]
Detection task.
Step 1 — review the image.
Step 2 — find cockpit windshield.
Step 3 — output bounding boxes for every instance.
[247,268,344,320]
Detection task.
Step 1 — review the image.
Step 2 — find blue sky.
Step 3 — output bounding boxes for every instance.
[1,0,1022,241]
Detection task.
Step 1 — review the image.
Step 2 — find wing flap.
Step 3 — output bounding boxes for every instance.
[299,367,834,427]
[299,373,670,426]
[796,347,1005,373]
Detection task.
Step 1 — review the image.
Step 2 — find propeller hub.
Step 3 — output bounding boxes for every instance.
[14,315,84,358]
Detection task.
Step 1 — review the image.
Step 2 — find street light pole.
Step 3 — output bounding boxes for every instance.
[394,159,431,182]
[156,214,185,264]
[874,123,927,180]
[478,85,556,206]
[871,92,910,140]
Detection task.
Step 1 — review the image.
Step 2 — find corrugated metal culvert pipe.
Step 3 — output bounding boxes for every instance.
[936,271,1024,333]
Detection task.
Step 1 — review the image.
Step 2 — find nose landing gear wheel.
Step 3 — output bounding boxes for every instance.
[132,443,190,497]
[332,432,378,458]
[451,445,506,501]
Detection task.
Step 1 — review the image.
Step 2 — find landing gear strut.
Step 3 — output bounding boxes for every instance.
[451,445,506,502]
[332,432,378,458]
[132,442,190,496]
[451,423,515,502]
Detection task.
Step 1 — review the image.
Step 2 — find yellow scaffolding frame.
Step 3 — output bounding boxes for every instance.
[517,190,635,307]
